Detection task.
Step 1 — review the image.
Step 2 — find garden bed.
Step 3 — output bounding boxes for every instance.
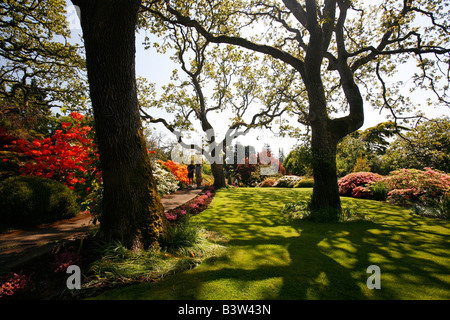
[0,187,218,300]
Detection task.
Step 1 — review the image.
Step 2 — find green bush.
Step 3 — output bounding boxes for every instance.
[161,216,201,252]
[294,178,314,188]
[368,180,389,201]
[0,176,79,228]
[413,193,450,220]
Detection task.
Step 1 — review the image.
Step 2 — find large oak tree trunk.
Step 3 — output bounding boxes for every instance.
[211,162,226,189]
[304,42,343,221]
[309,122,341,221]
[73,0,168,249]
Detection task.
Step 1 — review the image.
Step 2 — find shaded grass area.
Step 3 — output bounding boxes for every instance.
[92,188,450,300]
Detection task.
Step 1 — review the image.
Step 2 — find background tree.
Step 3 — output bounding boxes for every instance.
[382,117,450,173]
[283,141,313,176]
[336,121,403,176]
[143,127,175,161]
[71,0,168,249]
[138,23,291,188]
[0,0,88,111]
[1,0,88,144]
[143,0,450,221]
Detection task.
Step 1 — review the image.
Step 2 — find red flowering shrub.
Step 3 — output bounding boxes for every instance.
[5,112,100,202]
[0,272,32,298]
[53,250,83,273]
[236,161,258,185]
[338,172,384,198]
[0,127,19,152]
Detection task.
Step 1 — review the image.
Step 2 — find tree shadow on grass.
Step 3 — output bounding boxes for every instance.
[96,189,450,300]
[153,223,378,300]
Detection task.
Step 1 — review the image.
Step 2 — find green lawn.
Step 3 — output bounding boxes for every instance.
[93,188,450,300]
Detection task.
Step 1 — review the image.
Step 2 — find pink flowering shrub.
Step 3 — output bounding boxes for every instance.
[351,185,373,199]
[189,203,200,212]
[387,188,416,205]
[165,211,178,222]
[53,250,83,273]
[164,188,215,223]
[193,198,205,206]
[338,172,384,198]
[165,207,189,222]
[338,168,449,217]
[204,191,213,198]
[384,168,450,206]
[0,272,32,298]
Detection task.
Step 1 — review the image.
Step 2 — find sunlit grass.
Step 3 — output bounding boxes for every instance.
[92,188,450,300]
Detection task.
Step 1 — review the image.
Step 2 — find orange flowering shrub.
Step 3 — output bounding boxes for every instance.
[158,160,189,184]
[5,112,100,192]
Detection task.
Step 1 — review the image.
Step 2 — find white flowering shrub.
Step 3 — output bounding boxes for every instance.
[151,161,179,196]
[273,175,303,188]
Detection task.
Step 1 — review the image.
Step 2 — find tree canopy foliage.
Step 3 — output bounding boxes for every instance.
[142,0,449,123]
[137,19,293,163]
[383,117,450,173]
[0,0,88,111]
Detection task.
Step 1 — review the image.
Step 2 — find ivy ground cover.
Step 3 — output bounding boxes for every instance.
[93,188,450,300]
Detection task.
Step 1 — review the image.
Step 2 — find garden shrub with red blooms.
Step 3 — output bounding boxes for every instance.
[0,127,19,151]
[7,112,100,190]
[0,272,33,298]
[53,250,83,273]
[4,112,101,212]
[236,162,257,185]
[338,172,384,198]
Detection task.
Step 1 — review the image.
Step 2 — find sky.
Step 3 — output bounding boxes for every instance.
[65,1,449,159]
